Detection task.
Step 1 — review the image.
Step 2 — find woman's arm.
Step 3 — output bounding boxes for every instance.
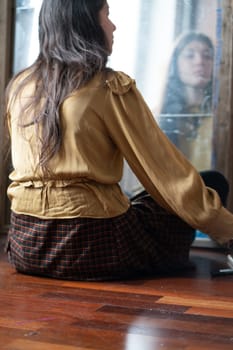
[103,72,233,244]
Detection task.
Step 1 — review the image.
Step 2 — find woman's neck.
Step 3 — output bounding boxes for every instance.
[184,86,205,107]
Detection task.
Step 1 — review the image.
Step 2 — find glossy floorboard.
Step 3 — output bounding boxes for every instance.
[0,235,232,350]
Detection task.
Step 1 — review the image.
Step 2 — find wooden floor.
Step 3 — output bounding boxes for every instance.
[0,235,232,350]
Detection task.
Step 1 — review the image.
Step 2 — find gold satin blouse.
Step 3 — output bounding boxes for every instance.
[7,70,233,244]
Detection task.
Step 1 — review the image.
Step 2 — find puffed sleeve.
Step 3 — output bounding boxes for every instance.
[103,71,233,244]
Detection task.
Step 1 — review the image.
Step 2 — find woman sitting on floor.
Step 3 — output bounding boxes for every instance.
[5,0,233,281]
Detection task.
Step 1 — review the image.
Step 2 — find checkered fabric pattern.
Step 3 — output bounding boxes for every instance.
[6,193,195,281]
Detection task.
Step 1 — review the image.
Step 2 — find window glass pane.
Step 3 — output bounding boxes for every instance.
[108,0,176,109]
[14,0,42,73]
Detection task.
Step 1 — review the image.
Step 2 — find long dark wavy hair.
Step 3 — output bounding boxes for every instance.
[161,32,214,114]
[6,0,109,174]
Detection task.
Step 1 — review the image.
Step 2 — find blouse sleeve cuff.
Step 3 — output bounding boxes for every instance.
[201,206,233,245]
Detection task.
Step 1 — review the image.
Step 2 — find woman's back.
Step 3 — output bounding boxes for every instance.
[8,70,134,218]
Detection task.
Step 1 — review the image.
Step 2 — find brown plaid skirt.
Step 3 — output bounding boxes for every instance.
[6,192,195,281]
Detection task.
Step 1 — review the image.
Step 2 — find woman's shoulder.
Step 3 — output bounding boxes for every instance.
[7,68,34,97]
[104,70,135,95]
[11,68,33,84]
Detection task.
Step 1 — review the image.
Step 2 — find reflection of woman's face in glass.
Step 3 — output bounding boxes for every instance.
[177,40,213,88]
